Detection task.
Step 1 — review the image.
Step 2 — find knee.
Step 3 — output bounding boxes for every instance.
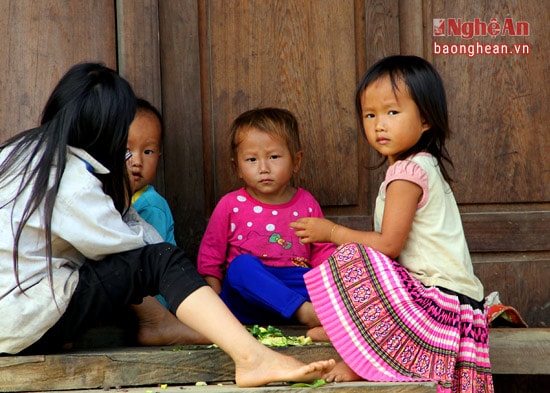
[225,254,263,284]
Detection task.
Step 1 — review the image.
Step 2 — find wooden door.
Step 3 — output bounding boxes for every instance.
[0,0,117,139]
[160,0,369,260]
[159,0,548,327]
[424,1,549,328]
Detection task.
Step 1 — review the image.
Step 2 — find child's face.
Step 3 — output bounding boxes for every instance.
[126,111,162,193]
[235,127,302,204]
[360,75,430,164]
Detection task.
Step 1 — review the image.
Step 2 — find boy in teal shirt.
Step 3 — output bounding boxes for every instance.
[127,98,175,308]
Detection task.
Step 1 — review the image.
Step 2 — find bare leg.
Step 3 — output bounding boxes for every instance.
[133,296,211,345]
[175,286,336,387]
[322,361,362,383]
[306,326,330,342]
[294,301,321,328]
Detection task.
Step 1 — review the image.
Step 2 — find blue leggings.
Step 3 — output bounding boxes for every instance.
[220,254,311,325]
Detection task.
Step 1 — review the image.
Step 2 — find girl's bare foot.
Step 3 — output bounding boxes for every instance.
[322,360,362,382]
[171,286,335,387]
[307,326,330,342]
[235,349,335,387]
[294,301,321,328]
[133,296,211,346]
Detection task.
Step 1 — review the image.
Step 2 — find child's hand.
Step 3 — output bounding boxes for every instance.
[290,218,335,244]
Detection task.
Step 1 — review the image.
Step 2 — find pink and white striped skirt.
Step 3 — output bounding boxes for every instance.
[305,243,494,393]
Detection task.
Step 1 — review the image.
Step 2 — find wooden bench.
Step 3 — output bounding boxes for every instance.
[0,344,437,393]
[22,381,441,393]
[1,327,548,392]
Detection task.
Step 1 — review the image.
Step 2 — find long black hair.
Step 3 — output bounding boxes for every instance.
[355,55,454,183]
[0,62,136,292]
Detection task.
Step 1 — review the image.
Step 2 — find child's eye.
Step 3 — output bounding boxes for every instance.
[270,155,281,160]
[364,113,374,118]
[144,149,155,155]
[388,110,398,115]
[245,157,256,163]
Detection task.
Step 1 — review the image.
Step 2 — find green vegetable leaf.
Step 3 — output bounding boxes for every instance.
[247,325,313,347]
[290,379,327,388]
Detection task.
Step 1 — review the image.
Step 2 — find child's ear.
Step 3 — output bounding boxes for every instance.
[421,118,431,133]
[293,151,304,173]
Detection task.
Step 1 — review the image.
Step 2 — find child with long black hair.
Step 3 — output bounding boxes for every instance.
[291,55,493,392]
[0,62,334,387]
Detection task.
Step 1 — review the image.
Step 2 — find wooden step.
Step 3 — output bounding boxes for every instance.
[488,328,550,374]
[0,328,548,392]
[3,344,329,392]
[38,381,439,393]
[0,344,439,393]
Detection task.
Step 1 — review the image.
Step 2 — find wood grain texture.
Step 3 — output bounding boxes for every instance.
[116,0,162,107]
[362,0,401,208]
[489,328,550,374]
[204,0,359,207]
[39,382,439,393]
[427,0,549,204]
[474,255,550,328]
[0,328,546,392]
[26,382,439,393]
[462,211,549,252]
[116,0,165,193]
[158,0,206,258]
[399,0,424,56]
[0,0,116,143]
[0,345,336,391]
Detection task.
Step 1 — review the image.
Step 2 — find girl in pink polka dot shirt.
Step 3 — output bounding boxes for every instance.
[197,108,335,327]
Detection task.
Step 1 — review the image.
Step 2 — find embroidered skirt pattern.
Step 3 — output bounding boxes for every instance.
[304,243,493,392]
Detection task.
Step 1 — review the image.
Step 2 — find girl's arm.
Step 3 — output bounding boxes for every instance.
[291,180,421,259]
[196,197,231,282]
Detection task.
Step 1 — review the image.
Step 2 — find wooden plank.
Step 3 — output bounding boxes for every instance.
[1,328,548,392]
[474,254,550,328]
[204,0,359,208]
[0,0,116,143]
[362,0,400,208]
[116,0,165,194]
[399,0,424,56]
[39,381,438,393]
[489,328,550,375]
[329,210,549,260]
[116,0,162,107]
[428,1,549,205]
[158,0,205,258]
[0,345,338,392]
[462,211,550,252]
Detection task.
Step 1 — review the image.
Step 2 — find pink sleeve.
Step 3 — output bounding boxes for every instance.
[197,197,230,280]
[384,160,429,209]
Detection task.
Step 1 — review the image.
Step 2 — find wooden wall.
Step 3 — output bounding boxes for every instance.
[0,0,548,328]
